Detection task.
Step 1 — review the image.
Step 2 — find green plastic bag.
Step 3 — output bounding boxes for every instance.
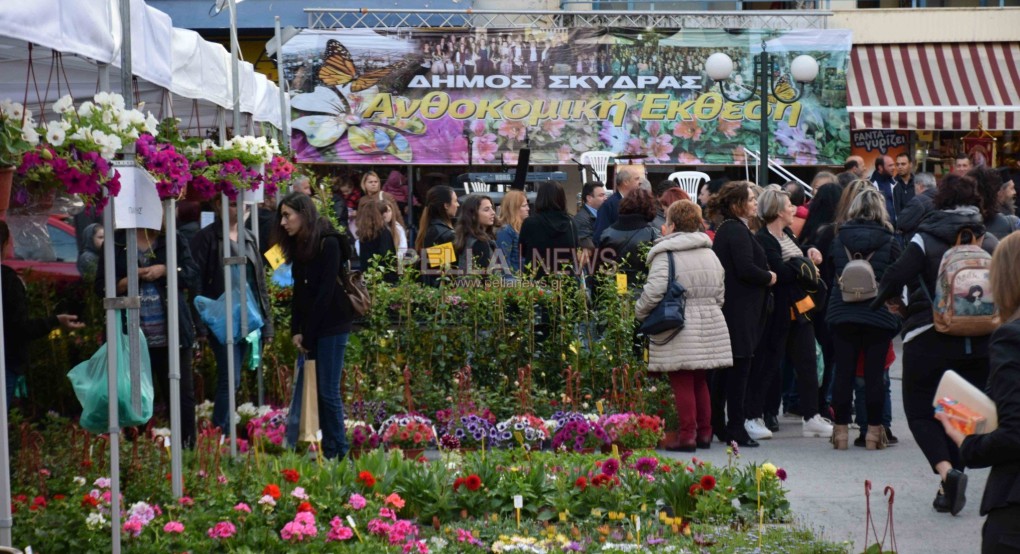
[68,317,154,434]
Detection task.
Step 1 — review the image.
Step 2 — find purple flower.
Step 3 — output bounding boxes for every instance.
[601,458,620,477]
[634,457,658,475]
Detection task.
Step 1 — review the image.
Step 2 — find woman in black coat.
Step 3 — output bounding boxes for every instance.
[454,194,498,275]
[277,193,356,460]
[826,188,901,451]
[745,187,830,443]
[518,182,579,279]
[706,181,776,447]
[938,232,1020,550]
[355,197,397,282]
[97,227,200,447]
[414,185,459,285]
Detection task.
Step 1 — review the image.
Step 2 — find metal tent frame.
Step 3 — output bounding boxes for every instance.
[306,8,831,30]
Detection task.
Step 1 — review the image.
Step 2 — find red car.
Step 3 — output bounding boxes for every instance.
[5,215,81,284]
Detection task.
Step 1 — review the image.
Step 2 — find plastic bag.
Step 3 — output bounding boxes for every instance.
[194,276,265,344]
[271,263,293,287]
[68,318,154,434]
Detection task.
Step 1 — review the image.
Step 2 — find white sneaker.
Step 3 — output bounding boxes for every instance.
[744,418,773,440]
[803,414,834,438]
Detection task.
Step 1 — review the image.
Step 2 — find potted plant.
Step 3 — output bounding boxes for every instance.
[551,419,610,454]
[438,412,501,451]
[0,99,39,216]
[496,414,551,450]
[346,421,381,459]
[599,412,665,450]
[380,413,435,459]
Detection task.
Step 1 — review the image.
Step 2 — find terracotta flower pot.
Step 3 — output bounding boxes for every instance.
[0,166,13,219]
[402,448,425,460]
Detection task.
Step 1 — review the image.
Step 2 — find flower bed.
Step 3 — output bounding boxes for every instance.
[7,412,847,553]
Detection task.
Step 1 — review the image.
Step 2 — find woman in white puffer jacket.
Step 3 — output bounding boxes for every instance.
[636,200,732,452]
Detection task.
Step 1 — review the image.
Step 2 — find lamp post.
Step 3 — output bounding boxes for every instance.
[704,44,819,190]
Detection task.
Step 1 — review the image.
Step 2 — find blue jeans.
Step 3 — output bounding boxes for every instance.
[853,371,892,428]
[211,336,248,432]
[285,333,350,459]
[5,371,17,411]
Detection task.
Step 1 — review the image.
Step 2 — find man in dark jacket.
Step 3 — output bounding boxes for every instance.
[896,172,937,240]
[573,182,606,249]
[871,155,898,226]
[593,167,641,243]
[893,153,917,218]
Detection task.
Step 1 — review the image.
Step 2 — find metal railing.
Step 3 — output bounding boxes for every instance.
[306,8,833,29]
[743,149,812,194]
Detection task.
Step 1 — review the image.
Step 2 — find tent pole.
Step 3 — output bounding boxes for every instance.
[228,0,244,458]
[275,16,290,153]
[166,198,184,498]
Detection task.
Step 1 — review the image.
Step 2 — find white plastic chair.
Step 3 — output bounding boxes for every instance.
[580,151,614,187]
[463,181,493,194]
[667,171,711,198]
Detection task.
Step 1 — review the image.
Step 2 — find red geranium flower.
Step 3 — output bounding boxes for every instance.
[688,484,702,496]
[358,471,377,488]
[700,475,717,492]
[53,494,66,501]
[453,477,465,491]
[575,477,588,491]
[281,469,300,483]
[81,495,99,508]
[262,484,282,500]
[660,464,671,473]
[297,501,316,513]
[465,475,482,492]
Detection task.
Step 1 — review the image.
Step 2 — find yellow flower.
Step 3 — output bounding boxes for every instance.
[762,462,778,475]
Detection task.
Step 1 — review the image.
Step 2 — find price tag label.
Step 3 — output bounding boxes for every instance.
[316,430,323,441]
[219,435,225,446]
[595,400,604,415]
[513,495,523,509]
[163,437,170,448]
[611,444,620,459]
[615,273,628,294]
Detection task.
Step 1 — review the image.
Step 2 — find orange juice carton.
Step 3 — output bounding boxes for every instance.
[935,397,988,435]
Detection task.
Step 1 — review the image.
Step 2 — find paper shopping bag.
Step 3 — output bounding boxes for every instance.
[297,357,321,443]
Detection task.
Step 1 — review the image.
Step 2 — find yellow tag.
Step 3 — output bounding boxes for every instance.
[513,432,525,446]
[591,508,603,518]
[611,444,620,459]
[426,242,456,268]
[640,503,647,513]
[559,512,568,522]
[615,273,628,294]
[264,244,286,269]
[595,400,604,416]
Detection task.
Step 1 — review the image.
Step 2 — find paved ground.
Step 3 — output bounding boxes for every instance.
[660,339,989,553]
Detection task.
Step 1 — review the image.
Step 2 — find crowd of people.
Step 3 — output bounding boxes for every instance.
[4,148,1020,548]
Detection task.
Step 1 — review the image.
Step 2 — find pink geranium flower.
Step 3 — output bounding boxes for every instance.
[207,521,236,539]
[163,521,184,534]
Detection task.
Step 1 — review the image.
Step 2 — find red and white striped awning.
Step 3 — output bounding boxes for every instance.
[847,43,1020,131]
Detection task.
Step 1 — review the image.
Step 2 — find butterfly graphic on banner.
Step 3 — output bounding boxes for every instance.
[290,40,425,162]
[318,39,411,93]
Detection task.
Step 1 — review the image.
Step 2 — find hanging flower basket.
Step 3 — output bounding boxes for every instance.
[17,93,156,210]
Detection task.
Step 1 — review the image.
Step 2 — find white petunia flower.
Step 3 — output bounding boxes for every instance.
[78,101,95,118]
[52,95,74,115]
[145,113,159,136]
[44,122,66,147]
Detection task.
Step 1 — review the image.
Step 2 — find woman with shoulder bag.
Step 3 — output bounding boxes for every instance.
[744,187,832,442]
[636,200,731,452]
[276,192,355,460]
[706,181,776,447]
[826,188,901,451]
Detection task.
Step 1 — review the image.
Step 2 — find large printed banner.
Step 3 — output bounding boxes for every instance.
[282,28,852,166]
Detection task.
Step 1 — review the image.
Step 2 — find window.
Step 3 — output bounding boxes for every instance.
[49,224,78,262]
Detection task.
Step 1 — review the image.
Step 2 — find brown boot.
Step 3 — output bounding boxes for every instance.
[831,424,849,450]
[866,425,888,450]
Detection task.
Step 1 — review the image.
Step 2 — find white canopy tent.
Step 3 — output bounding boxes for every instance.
[0,0,283,133]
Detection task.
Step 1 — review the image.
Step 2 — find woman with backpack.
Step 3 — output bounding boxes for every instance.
[937,232,1020,551]
[744,187,833,443]
[873,173,999,516]
[276,192,356,460]
[635,200,731,452]
[826,188,902,451]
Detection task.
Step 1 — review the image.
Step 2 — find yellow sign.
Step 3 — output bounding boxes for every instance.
[264,244,286,269]
[426,241,456,268]
[615,273,627,294]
